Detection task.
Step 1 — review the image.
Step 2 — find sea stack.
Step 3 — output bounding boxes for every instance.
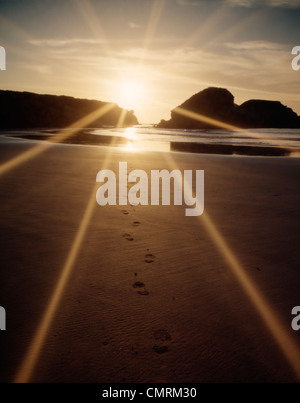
[157,87,300,129]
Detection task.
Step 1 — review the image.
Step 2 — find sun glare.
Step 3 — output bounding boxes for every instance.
[115,79,148,111]
[125,127,137,140]
[124,141,137,152]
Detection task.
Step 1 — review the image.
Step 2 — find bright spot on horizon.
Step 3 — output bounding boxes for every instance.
[125,127,137,140]
[114,79,148,112]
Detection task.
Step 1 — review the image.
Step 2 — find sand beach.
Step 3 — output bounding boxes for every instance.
[0,135,299,383]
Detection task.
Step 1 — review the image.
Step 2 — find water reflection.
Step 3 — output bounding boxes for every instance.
[122,127,170,152]
[125,127,138,141]
[124,141,137,152]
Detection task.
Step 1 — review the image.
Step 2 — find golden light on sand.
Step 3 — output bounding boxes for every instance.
[14,183,99,383]
[123,128,138,151]
[12,104,119,383]
[161,151,300,381]
[123,141,137,152]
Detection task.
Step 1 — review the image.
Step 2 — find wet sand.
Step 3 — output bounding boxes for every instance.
[170,141,293,156]
[0,137,300,383]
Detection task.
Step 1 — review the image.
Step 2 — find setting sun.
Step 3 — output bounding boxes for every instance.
[114,79,148,111]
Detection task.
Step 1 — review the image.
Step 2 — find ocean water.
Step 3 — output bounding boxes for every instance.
[91,126,300,154]
[1,126,300,155]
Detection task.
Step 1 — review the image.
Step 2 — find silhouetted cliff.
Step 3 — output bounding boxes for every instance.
[0,90,138,129]
[157,87,300,129]
[238,100,300,128]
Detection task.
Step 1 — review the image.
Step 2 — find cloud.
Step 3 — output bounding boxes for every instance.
[28,38,105,47]
[226,0,300,8]
[177,0,204,5]
[119,41,297,98]
[177,0,300,7]
[225,41,286,51]
[128,22,143,29]
[21,63,53,75]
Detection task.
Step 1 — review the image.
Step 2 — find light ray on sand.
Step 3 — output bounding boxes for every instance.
[161,151,300,380]
[200,210,300,379]
[0,103,115,177]
[14,107,127,383]
[14,182,99,383]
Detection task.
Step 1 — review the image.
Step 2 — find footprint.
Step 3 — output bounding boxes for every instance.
[152,345,168,354]
[132,221,140,226]
[132,280,149,295]
[145,253,155,263]
[152,330,171,354]
[131,346,138,356]
[102,337,113,346]
[122,233,134,241]
[121,210,129,215]
[137,289,149,296]
[133,281,145,288]
[153,329,171,342]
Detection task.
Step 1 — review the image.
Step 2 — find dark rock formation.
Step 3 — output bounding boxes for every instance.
[237,99,300,128]
[157,87,300,129]
[0,90,138,129]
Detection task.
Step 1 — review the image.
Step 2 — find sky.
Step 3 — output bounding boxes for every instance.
[0,0,299,123]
